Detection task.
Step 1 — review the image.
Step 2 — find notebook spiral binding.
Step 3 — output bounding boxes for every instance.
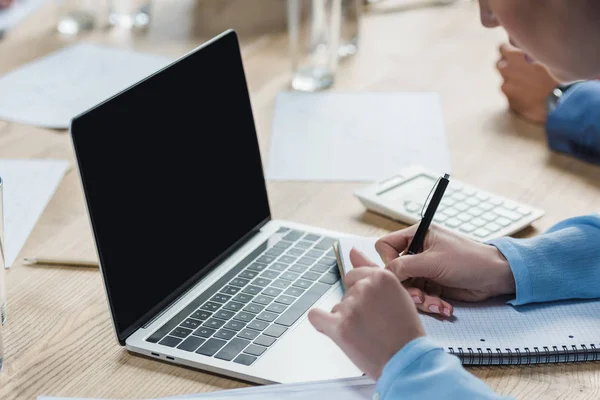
[448,344,600,365]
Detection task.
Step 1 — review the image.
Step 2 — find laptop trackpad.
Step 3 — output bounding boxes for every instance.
[255,284,363,384]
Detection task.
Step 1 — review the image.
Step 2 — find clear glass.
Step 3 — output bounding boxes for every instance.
[54,0,96,35]
[108,0,152,29]
[339,0,360,58]
[0,178,5,372]
[287,0,342,92]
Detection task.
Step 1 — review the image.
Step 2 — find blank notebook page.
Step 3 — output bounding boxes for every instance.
[337,236,600,352]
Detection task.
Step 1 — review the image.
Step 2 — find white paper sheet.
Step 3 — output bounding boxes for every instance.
[337,235,381,275]
[266,92,452,182]
[0,159,70,267]
[37,376,376,400]
[0,0,48,35]
[0,43,172,129]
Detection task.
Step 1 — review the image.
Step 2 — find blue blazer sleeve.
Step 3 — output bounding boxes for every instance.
[546,81,600,164]
[375,337,510,400]
[488,214,600,305]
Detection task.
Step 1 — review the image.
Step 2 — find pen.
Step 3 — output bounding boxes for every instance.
[406,173,450,255]
[23,256,99,268]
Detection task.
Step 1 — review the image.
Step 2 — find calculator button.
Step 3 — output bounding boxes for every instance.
[405,202,421,213]
[445,218,461,228]
[457,213,472,222]
[452,193,467,201]
[463,187,476,196]
[475,192,490,201]
[441,198,456,207]
[433,214,448,223]
[455,203,469,212]
[494,208,521,221]
[442,207,459,217]
[459,223,476,233]
[471,218,486,227]
[465,198,479,206]
[467,207,483,217]
[485,222,501,232]
[503,201,518,210]
[474,228,491,238]
[452,183,464,191]
[496,217,512,227]
[482,212,497,222]
[479,202,495,211]
[489,198,503,206]
[517,207,531,216]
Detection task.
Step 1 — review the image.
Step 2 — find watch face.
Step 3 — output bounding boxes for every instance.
[547,88,562,113]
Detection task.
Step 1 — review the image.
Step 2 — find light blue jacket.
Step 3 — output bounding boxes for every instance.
[375,215,600,399]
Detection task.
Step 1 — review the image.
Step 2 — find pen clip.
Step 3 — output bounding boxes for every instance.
[420,177,442,219]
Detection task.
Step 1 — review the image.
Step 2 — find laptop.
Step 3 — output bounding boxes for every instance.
[69,30,363,385]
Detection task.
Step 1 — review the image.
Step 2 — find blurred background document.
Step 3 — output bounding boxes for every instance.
[266,92,451,182]
[0,43,171,129]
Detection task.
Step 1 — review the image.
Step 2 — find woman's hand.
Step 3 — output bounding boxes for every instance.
[0,0,14,9]
[308,249,425,380]
[377,224,516,318]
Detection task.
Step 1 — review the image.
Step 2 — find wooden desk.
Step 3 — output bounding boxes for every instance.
[1,1,600,398]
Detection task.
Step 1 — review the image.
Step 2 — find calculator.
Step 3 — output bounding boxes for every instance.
[354,165,545,242]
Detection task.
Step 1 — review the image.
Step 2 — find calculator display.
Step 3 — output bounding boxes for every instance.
[377,174,436,204]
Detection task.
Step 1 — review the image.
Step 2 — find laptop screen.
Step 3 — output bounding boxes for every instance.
[70,31,271,344]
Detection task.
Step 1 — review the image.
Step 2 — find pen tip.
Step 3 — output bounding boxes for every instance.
[444,173,450,179]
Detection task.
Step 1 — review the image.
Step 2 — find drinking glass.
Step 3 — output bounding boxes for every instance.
[55,0,96,35]
[287,0,342,91]
[0,178,5,372]
[108,0,152,29]
[339,0,360,58]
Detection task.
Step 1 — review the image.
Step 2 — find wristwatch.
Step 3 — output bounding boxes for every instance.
[547,81,585,113]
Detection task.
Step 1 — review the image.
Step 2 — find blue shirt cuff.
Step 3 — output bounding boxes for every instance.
[486,237,532,305]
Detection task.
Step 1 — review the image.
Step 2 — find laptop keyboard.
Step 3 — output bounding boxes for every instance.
[146,228,340,366]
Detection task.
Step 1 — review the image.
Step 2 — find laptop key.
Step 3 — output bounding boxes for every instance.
[214,310,235,320]
[158,336,182,347]
[289,264,308,273]
[177,336,205,352]
[319,273,340,285]
[221,286,241,295]
[292,279,312,290]
[224,320,247,331]
[238,328,260,341]
[320,257,337,266]
[310,264,329,273]
[307,249,325,258]
[275,282,330,327]
[262,287,283,297]
[257,255,276,264]
[233,312,255,323]
[254,335,276,347]
[171,327,193,339]
[264,324,287,338]
[266,303,287,314]
[265,248,285,257]
[253,295,273,306]
[243,303,264,314]
[215,329,237,341]
[244,344,267,356]
[242,285,262,295]
[287,248,305,257]
[260,270,280,280]
[273,240,293,250]
[196,338,227,357]
[233,293,254,303]
[239,270,258,280]
[296,241,313,249]
[200,302,221,312]
[275,295,295,305]
[247,263,268,272]
[223,301,244,312]
[314,237,336,250]
[233,354,257,366]
[304,234,321,242]
[297,257,317,266]
[280,271,300,281]
[284,287,305,297]
[211,293,232,303]
[251,278,272,288]
[230,278,250,287]
[247,320,269,331]
[181,318,202,330]
[302,272,321,281]
[277,227,290,233]
[193,327,216,338]
[257,311,278,323]
[215,338,251,362]
[271,279,291,290]
[203,318,226,329]
[269,263,288,272]
[283,230,303,241]
[191,310,212,320]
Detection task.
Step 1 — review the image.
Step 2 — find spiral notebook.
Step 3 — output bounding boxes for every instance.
[335,236,600,365]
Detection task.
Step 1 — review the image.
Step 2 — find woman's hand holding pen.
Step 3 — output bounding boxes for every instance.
[376,224,517,317]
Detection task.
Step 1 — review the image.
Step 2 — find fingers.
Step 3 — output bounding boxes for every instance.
[349,247,379,269]
[308,308,339,336]
[375,224,419,265]
[498,43,522,60]
[385,253,437,282]
[344,267,378,289]
[406,287,453,317]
